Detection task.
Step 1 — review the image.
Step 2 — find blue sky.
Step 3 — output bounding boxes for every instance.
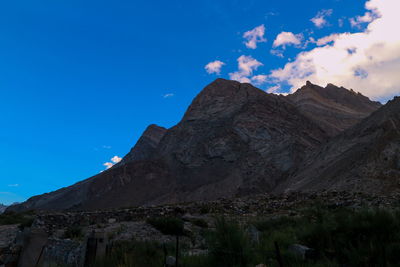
[1,0,399,204]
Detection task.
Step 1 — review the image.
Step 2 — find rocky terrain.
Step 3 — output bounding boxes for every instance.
[7,78,394,212]
[280,96,400,193]
[287,81,381,136]
[2,191,400,266]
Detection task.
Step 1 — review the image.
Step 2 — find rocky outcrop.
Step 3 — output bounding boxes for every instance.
[287,81,381,136]
[153,79,328,203]
[280,97,400,193]
[118,124,167,165]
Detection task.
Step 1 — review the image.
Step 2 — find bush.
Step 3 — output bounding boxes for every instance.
[192,218,208,228]
[298,207,400,266]
[0,210,35,229]
[207,217,252,267]
[147,217,184,236]
[93,240,164,267]
[64,225,83,239]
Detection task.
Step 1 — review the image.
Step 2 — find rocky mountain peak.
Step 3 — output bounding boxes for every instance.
[118,124,167,165]
[182,78,271,122]
[287,82,382,136]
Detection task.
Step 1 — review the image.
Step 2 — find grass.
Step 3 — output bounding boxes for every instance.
[63,225,84,240]
[0,210,35,229]
[146,216,185,236]
[85,206,400,266]
[92,240,165,267]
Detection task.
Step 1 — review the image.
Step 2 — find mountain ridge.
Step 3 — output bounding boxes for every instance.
[7,79,391,212]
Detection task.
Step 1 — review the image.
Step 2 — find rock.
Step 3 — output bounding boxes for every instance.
[247,225,260,244]
[166,255,176,266]
[255,264,267,267]
[108,218,117,224]
[288,82,381,136]
[288,244,316,260]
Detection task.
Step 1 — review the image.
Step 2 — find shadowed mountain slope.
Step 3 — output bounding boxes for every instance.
[7,79,387,212]
[280,96,400,194]
[287,81,381,136]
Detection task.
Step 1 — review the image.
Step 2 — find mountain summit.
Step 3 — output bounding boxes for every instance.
[8,79,389,212]
[288,81,382,136]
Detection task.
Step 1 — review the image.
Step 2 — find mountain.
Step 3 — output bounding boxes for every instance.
[8,79,385,212]
[118,124,167,165]
[287,81,382,136]
[0,204,7,214]
[279,96,400,194]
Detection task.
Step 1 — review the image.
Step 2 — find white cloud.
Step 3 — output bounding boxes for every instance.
[103,162,114,169]
[350,11,377,28]
[163,93,174,98]
[243,25,267,49]
[111,156,122,163]
[266,85,281,93]
[311,9,333,28]
[251,75,268,85]
[273,32,303,48]
[270,49,284,58]
[103,155,122,170]
[229,55,263,83]
[205,60,225,74]
[269,0,400,101]
[316,33,341,46]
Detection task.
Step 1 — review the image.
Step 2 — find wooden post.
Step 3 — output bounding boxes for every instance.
[34,245,45,267]
[274,241,284,267]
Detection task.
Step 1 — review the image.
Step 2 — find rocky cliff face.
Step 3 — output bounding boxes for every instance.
[8,79,389,212]
[279,96,400,194]
[287,81,382,136]
[118,124,167,165]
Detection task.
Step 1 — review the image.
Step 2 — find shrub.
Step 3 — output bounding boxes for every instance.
[147,217,184,236]
[64,225,83,239]
[192,218,208,228]
[93,240,164,267]
[298,208,400,266]
[0,210,35,229]
[207,217,252,267]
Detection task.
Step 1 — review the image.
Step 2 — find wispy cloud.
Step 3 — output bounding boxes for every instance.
[350,11,378,28]
[311,9,333,28]
[8,184,19,187]
[163,93,174,98]
[270,49,284,58]
[266,85,281,93]
[205,60,225,74]
[229,55,263,83]
[251,75,268,85]
[243,24,267,49]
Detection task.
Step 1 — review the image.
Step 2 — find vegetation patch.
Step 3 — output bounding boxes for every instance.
[147,216,184,236]
[0,210,35,229]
